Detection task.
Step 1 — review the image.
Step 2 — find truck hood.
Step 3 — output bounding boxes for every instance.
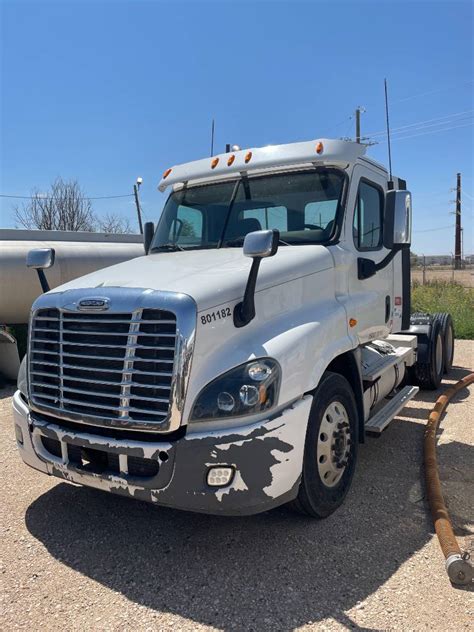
[54,246,334,312]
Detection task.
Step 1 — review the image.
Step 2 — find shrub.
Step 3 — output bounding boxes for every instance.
[411,280,474,339]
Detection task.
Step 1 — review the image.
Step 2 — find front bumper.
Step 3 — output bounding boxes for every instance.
[12,391,312,516]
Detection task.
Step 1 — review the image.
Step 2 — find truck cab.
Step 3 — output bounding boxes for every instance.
[13,138,451,517]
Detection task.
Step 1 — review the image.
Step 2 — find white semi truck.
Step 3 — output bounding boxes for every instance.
[12,138,454,517]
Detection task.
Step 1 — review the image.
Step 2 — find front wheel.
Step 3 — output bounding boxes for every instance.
[291,372,358,518]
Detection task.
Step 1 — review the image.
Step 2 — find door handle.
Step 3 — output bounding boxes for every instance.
[385,295,391,323]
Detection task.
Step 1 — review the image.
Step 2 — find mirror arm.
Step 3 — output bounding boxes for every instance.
[233,258,262,328]
[358,243,408,280]
[36,269,51,293]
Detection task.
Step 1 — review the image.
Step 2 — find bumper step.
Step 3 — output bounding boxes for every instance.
[365,385,419,435]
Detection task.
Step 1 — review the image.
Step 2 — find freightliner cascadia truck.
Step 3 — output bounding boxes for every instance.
[12,139,454,517]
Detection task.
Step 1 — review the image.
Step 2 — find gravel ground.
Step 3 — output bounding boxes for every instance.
[1,340,473,631]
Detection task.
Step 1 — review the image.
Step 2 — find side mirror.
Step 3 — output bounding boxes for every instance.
[234,230,280,328]
[26,248,55,293]
[384,190,412,249]
[26,248,55,270]
[144,221,155,254]
[243,229,279,259]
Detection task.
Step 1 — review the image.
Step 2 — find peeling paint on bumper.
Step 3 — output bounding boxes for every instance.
[13,390,313,516]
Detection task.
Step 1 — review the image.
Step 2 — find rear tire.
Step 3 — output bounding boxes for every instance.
[432,312,455,374]
[412,319,444,390]
[291,372,358,518]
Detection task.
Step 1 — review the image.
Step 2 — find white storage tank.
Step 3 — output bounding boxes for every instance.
[0,229,144,324]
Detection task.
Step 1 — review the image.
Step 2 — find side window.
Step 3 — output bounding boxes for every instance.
[353,181,383,250]
[171,205,204,244]
[242,206,288,231]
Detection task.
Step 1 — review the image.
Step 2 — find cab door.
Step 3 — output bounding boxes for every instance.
[345,165,393,344]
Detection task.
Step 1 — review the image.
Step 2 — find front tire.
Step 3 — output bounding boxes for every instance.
[292,372,359,518]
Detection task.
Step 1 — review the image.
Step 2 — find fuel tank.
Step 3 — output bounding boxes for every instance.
[0,229,143,323]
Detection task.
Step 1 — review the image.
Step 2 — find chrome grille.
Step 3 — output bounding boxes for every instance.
[29,308,177,425]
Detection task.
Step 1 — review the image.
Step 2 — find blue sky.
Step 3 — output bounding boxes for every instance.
[1,0,472,255]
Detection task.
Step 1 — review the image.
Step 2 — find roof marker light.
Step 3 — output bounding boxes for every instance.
[163,168,172,179]
[245,151,252,164]
[316,142,324,155]
[227,154,235,166]
[211,157,219,169]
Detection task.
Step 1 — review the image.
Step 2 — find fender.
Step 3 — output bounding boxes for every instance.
[323,348,365,443]
[406,319,432,364]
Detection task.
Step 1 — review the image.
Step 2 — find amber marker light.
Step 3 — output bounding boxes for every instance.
[349,318,357,328]
[211,157,219,169]
[227,154,236,166]
[245,151,253,163]
[163,168,172,179]
[316,142,324,155]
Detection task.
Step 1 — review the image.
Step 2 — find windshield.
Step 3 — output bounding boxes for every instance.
[150,168,345,252]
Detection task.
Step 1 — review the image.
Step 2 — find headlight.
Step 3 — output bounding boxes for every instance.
[17,355,28,398]
[190,358,281,422]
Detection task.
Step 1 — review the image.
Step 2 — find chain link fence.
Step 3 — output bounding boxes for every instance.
[411,262,473,288]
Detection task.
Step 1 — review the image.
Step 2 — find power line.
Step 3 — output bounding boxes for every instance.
[365,120,473,145]
[362,109,474,139]
[371,113,473,139]
[357,79,474,115]
[413,224,455,233]
[388,120,473,142]
[392,80,474,105]
[0,193,134,201]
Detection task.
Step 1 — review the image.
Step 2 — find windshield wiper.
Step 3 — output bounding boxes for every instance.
[224,237,245,247]
[150,243,185,252]
[224,236,290,248]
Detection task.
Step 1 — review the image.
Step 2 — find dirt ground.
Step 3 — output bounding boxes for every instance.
[1,341,473,631]
[411,267,473,288]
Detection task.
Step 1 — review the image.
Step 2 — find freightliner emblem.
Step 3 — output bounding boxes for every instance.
[77,298,110,311]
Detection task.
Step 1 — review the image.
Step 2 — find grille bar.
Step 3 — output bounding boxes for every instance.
[32,361,173,377]
[30,307,177,425]
[61,330,176,338]
[38,374,172,389]
[33,351,174,363]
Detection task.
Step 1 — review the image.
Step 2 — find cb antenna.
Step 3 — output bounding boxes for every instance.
[384,78,393,187]
[210,118,215,157]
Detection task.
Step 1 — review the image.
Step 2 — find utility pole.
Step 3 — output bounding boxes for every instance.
[454,172,462,269]
[355,107,361,143]
[133,177,144,235]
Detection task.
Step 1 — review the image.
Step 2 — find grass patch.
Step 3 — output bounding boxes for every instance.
[411,280,474,339]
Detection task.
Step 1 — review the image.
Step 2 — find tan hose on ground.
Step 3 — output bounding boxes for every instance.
[424,373,474,586]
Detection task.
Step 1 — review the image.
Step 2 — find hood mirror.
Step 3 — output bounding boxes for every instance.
[243,229,279,259]
[26,248,55,293]
[144,221,155,254]
[234,229,280,328]
[27,248,55,270]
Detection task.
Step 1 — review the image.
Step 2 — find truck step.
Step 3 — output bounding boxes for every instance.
[365,385,419,435]
[361,346,413,381]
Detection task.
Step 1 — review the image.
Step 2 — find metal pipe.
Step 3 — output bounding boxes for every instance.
[424,373,474,585]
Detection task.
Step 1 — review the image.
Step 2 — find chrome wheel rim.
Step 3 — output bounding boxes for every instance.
[435,333,443,375]
[317,401,351,488]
